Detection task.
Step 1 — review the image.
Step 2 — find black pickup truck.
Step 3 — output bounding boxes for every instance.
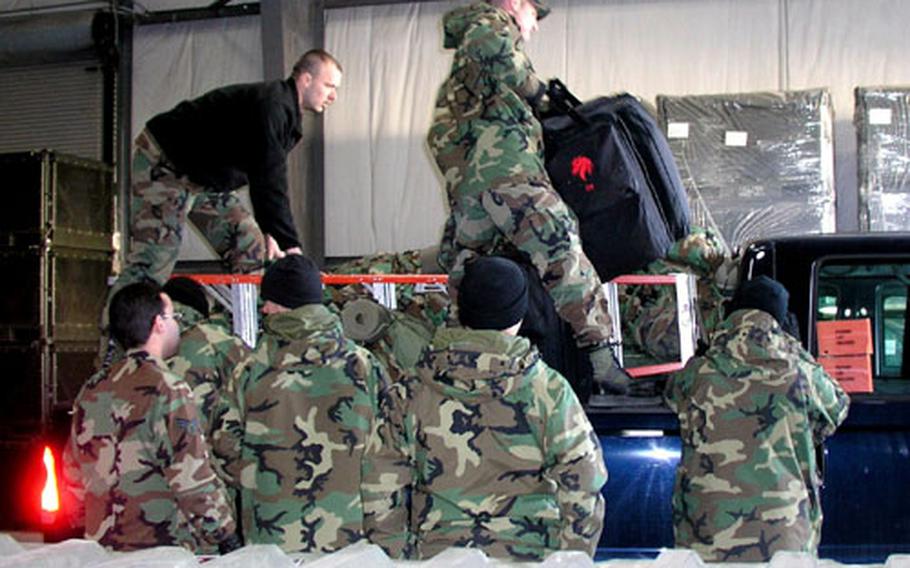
[592,233,910,562]
[4,232,909,563]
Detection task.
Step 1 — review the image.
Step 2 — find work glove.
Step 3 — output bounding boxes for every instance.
[588,344,632,396]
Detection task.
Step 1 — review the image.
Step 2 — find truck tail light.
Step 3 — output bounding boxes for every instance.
[40,446,60,514]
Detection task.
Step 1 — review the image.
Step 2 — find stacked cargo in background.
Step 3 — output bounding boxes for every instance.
[656,89,836,252]
[0,150,113,433]
[855,86,910,231]
[816,318,874,393]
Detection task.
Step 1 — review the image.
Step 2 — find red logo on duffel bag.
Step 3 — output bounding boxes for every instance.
[571,155,595,192]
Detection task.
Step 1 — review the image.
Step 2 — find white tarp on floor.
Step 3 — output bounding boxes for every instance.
[0,537,907,568]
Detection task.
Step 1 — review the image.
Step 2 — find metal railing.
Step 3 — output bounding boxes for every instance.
[178,272,698,378]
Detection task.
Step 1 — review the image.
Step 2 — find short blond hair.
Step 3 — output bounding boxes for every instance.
[291,49,342,81]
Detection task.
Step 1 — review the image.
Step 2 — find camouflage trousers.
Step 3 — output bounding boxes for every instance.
[442,181,612,348]
[109,128,265,299]
[621,276,725,362]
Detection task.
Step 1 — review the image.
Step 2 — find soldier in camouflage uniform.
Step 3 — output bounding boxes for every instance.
[363,257,606,561]
[236,255,390,553]
[109,50,343,303]
[620,227,728,362]
[163,277,251,487]
[665,276,850,562]
[427,0,630,392]
[62,282,239,552]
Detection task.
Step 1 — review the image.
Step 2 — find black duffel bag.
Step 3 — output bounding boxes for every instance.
[542,80,690,281]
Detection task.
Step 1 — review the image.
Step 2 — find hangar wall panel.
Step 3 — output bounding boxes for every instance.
[0,61,104,160]
[322,0,910,257]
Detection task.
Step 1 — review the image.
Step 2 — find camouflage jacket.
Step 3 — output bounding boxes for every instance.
[665,309,850,562]
[427,2,548,203]
[237,305,389,553]
[62,349,236,551]
[363,328,606,561]
[167,302,251,486]
[620,227,728,361]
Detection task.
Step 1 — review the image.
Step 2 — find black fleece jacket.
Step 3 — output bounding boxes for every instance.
[147,78,303,250]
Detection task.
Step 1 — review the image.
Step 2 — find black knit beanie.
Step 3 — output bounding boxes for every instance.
[163,277,210,318]
[726,275,789,326]
[458,256,529,330]
[260,255,323,309]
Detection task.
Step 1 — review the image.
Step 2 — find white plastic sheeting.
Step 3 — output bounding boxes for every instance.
[91,546,197,568]
[206,544,295,568]
[0,540,905,567]
[0,534,23,557]
[0,539,107,568]
[323,0,910,256]
[853,86,910,231]
[657,88,836,250]
[325,2,454,258]
[303,541,395,567]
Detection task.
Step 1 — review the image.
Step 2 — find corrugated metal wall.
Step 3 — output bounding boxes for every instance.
[0,60,105,160]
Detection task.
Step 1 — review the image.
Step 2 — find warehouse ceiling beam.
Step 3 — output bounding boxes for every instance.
[137,1,259,25]
[0,1,110,19]
[324,0,442,7]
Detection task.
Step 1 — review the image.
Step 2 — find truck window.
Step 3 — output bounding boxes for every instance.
[877,284,906,377]
[816,261,910,395]
[817,284,840,321]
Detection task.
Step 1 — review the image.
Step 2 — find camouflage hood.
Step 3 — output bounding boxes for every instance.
[709,308,793,370]
[665,306,850,562]
[261,304,344,343]
[442,2,513,49]
[416,327,539,400]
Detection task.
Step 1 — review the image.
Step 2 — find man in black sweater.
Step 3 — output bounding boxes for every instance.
[112,49,342,296]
